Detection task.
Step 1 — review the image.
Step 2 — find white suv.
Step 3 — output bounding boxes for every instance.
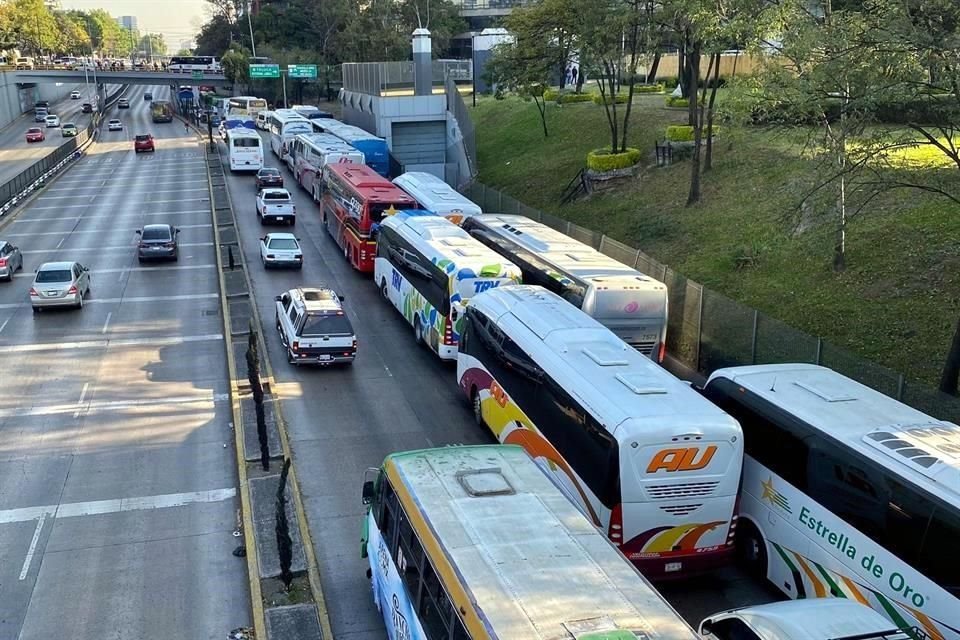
[274,287,357,366]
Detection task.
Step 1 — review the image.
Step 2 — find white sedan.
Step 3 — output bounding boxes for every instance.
[259,233,303,269]
[44,114,60,128]
[70,90,81,99]
[107,119,123,131]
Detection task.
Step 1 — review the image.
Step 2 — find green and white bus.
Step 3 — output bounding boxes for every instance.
[360,445,702,640]
[374,212,521,360]
[702,364,960,640]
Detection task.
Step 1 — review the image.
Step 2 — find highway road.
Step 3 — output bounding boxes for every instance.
[0,85,250,639]
[0,84,111,185]
[219,133,780,639]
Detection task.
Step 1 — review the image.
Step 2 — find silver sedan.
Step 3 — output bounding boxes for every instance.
[0,240,23,281]
[30,261,91,311]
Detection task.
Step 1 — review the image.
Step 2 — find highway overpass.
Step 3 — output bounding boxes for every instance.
[10,68,231,87]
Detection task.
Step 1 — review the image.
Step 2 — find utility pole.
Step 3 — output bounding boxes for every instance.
[247,0,257,58]
[281,71,287,108]
[35,14,42,59]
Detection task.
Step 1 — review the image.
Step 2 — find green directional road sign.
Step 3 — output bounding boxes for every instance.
[249,63,280,79]
[288,64,318,79]
[191,70,203,79]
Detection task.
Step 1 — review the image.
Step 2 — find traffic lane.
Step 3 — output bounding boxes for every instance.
[224,149,492,639]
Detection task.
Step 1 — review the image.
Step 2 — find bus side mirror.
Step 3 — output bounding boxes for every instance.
[338,295,345,302]
[274,295,282,302]
[361,480,375,505]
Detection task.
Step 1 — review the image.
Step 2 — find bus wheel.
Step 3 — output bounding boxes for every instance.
[380,279,389,299]
[736,520,768,579]
[414,317,424,346]
[471,387,486,429]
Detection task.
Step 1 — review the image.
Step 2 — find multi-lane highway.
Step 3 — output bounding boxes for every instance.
[218,129,777,638]
[0,85,250,639]
[0,84,105,184]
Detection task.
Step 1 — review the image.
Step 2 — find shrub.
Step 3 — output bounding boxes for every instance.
[665,95,691,108]
[658,76,680,89]
[586,147,642,172]
[633,83,665,94]
[592,92,629,105]
[542,88,559,101]
[666,125,722,142]
[558,92,594,104]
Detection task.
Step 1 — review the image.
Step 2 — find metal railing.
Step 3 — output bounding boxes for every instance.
[462,181,960,423]
[342,60,472,96]
[447,76,476,180]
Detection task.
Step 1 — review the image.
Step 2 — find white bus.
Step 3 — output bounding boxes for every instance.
[458,285,743,579]
[702,363,960,640]
[267,109,313,161]
[286,132,364,200]
[228,96,268,118]
[375,212,521,361]
[392,171,482,225]
[462,214,669,362]
[225,128,263,172]
[361,444,702,640]
[168,55,221,73]
[291,104,331,120]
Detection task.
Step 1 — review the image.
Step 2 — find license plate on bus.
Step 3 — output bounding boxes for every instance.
[665,562,682,573]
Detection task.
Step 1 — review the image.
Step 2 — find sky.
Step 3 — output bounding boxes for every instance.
[56,0,211,51]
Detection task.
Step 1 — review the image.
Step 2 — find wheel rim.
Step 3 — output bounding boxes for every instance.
[472,391,483,426]
[380,279,389,299]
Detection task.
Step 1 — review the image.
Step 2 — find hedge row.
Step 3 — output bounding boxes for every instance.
[592,93,629,105]
[586,147,642,172]
[666,125,722,142]
[634,83,665,94]
[559,93,594,104]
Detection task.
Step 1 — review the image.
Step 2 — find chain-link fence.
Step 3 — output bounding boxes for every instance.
[462,181,960,422]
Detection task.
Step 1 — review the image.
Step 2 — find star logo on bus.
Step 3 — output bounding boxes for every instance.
[761,476,792,514]
[383,204,399,217]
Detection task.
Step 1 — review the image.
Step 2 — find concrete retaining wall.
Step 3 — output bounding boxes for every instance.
[0,71,79,131]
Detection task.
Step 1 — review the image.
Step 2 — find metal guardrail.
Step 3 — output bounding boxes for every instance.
[0,84,127,219]
[342,60,472,96]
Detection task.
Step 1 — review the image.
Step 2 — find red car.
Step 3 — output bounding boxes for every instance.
[26,127,45,143]
[134,134,155,153]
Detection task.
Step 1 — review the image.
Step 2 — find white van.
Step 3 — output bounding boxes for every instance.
[700,600,914,640]
[392,171,482,225]
[256,110,273,131]
[15,57,35,70]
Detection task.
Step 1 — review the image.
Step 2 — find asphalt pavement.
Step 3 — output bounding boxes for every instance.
[0,84,108,185]
[219,132,779,639]
[0,84,251,639]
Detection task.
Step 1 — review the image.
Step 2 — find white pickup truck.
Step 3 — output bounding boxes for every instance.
[256,188,296,225]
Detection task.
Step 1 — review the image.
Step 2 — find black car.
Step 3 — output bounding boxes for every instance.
[81,103,93,113]
[34,100,49,110]
[256,167,284,190]
[136,224,180,262]
[117,98,129,109]
[144,92,153,101]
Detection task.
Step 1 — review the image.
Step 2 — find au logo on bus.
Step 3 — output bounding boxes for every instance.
[646,445,717,473]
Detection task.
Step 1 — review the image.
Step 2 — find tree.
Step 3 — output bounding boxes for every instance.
[138,33,167,57]
[195,14,235,56]
[1,0,59,55]
[221,45,250,84]
[485,38,553,137]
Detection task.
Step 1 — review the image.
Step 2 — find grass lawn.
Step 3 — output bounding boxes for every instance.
[470,93,960,387]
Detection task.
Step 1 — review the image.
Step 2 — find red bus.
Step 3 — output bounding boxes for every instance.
[321,163,416,272]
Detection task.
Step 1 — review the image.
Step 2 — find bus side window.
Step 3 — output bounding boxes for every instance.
[917,507,960,596]
[808,442,886,540]
[396,509,423,601]
[379,481,399,553]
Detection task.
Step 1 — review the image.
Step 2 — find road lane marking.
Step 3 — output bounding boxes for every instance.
[0,331,223,354]
[55,237,64,249]
[73,382,90,418]
[21,242,214,254]
[0,317,8,334]
[35,187,211,199]
[101,311,111,334]
[0,292,218,311]
[0,391,231,419]
[0,488,237,526]
[16,211,209,223]
[14,265,216,279]
[18,513,46,580]
[5,224,211,238]
[46,181,208,193]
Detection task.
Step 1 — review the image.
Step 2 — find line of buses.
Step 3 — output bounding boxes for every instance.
[221,101,960,640]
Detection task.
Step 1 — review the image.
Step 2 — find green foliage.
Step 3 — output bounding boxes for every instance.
[666,125,721,141]
[592,92,629,105]
[543,88,560,101]
[665,95,694,108]
[221,46,250,85]
[586,147,642,171]
[633,83,665,94]
[559,93,594,104]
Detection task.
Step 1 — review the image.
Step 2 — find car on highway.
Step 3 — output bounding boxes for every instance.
[699,600,913,640]
[70,90,81,99]
[256,188,296,225]
[81,103,93,113]
[275,287,357,365]
[260,233,303,269]
[16,56,35,69]
[25,127,45,143]
[255,167,284,190]
[44,114,60,128]
[34,110,48,122]
[0,241,24,281]
[136,223,180,262]
[144,92,153,101]
[107,119,123,131]
[35,100,49,110]
[61,122,78,137]
[134,134,155,153]
[117,98,129,109]
[29,261,91,311]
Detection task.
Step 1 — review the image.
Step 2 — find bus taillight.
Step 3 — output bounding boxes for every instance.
[444,317,455,345]
[658,342,666,363]
[608,503,623,545]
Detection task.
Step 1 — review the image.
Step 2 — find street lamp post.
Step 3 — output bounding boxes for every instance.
[247,1,257,58]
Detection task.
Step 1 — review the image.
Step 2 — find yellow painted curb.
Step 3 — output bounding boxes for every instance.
[205,145,267,640]
[211,143,334,640]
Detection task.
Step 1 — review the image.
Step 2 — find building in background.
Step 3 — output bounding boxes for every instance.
[449,0,531,58]
[118,16,138,31]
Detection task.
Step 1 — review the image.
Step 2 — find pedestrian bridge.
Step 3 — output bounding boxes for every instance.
[7,68,231,87]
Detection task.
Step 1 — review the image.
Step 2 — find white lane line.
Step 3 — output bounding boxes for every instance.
[116,268,126,283]
[18,513,46,580]
[14,265,215,279]
[5,224,211,238]
[16,211,209,223]
[0,392,230,420]
[73,382,90,419]
[21,242,214,254]
[55,237,65,249]
[0,318,8,334]
[0,488,237,526]
[0,331,223,354]
[45,181,208,193]
[0,292,218,311]
[101,311,112,334]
